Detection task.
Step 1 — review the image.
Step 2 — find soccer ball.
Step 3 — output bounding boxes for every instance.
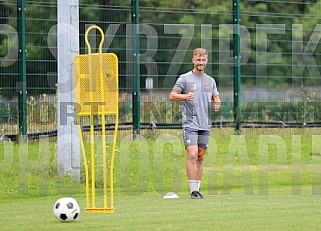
[53,197,80,222]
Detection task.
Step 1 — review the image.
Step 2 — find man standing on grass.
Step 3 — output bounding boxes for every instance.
[169,48,221,199]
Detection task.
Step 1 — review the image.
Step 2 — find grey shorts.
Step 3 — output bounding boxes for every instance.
[183,127,210,150]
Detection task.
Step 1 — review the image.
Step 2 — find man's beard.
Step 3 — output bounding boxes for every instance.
[196,65,205,71]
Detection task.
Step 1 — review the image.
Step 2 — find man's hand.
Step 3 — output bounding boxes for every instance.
[185,92,194,101]
[213,97,221,112]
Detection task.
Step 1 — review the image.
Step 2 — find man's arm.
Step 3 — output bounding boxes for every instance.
[170,90,194,101]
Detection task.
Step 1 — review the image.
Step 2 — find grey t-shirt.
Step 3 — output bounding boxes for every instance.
[172,71,219,130]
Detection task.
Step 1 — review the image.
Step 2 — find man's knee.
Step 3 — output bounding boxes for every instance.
[197,148,206,161]
[198,153,205,162]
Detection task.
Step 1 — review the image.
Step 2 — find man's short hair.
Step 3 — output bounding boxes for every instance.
[193,48,208,58]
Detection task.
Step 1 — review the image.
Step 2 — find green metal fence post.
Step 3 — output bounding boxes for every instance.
[18,0,27,141]
[233,0,242,133]
[132,0,141,135]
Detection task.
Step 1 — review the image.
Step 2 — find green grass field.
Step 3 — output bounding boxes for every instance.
[1,128,321,230]
[1,189,321,231]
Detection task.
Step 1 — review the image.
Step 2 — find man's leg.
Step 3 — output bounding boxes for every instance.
[196,130,210,192]
[183,128,204,198]
[197,147,206,190]
[186,145,199,193]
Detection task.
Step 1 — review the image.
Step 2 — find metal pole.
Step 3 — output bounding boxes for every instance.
[132,0,140,135]
[18,0,27,141]
[57,0,80,181]
[233,0,242,133]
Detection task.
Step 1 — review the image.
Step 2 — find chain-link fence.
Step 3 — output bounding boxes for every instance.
[1,0,321,139]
